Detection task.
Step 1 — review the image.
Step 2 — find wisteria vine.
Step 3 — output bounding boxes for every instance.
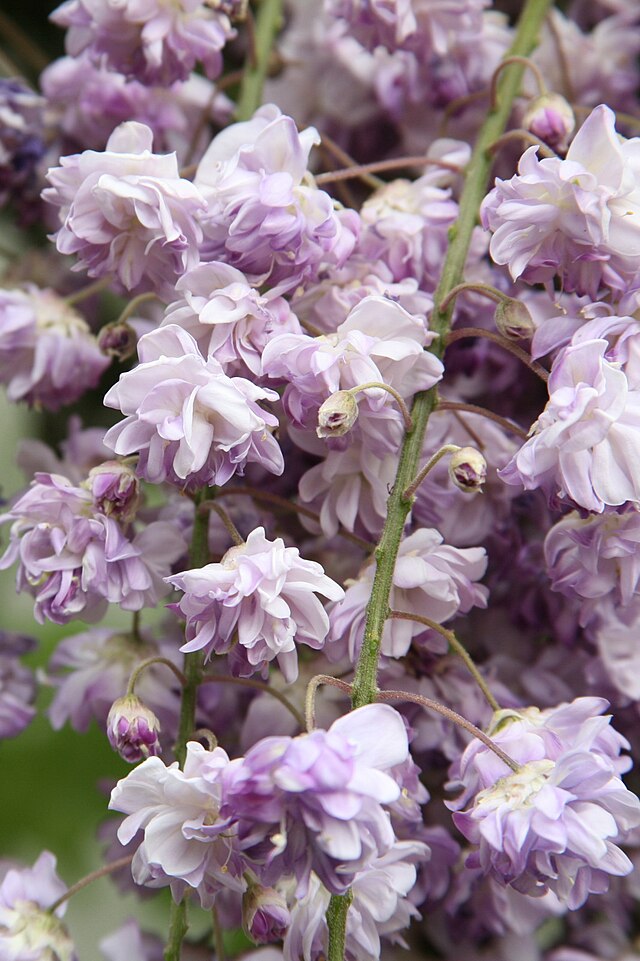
[1,1,640,960]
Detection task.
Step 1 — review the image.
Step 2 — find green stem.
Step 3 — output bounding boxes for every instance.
[351,0,551,709]
[164,493,210,961]
[235,0,283,121]
[327,891,352,961]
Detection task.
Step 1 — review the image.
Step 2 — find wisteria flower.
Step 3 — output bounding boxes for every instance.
[0,286,109,410]
[51,0,236,85]
[0,473,185,624]
[0,632,36,740]
[448,698,640,908]
[0,852,76,960]
[195,104,359,291]
[481,104,640,298]
[43,121,207,294]
[222,703,409,895]
[167,526,344,682]
[500,339,640,512]
[109,742,246,906]
[104,325,283,488]
[0,79,45,221]
[162,261,302,377]
[329,528,488,661]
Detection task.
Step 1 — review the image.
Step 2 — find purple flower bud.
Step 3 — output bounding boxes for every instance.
[494,299,535,340]
[85,460,140,523]
[316,390,359,439]
[522,93,575,152]
[243,883,290,944]
[107,694,161,764]
[97,321,138,361]
[449,447,487,493]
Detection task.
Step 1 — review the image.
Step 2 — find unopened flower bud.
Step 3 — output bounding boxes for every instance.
[317,390,359,438]
[106,694,161,763]
[242,883,290,944]
[494,298,535,340]
[449,447,487,493]
[85,460,140,522]
[522,93,575,152]
[97,320,137,361]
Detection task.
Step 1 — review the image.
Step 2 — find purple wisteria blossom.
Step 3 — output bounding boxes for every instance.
[109,742,246,907]
[43,121,206,295]
[0,286,109,410]
[51,0,235,85]
[194,104,359,291]
[329,528,488,661]
[104,325,284,488]
[107,694,162,763]
[162,262,303,378]
[0,632,36,740]
[0,79,45,220]
[262,294,443,453]
[0,852,76,960]
[500,339,640,512]
[167,526,345,682]
[222,703,409,895]
[282,839,429,961]
[448,698,640,908]
[481,105,640,298]
[0,473,185,624]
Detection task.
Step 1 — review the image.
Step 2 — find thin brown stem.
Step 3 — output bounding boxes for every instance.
[200,673,305,730]
[305,674,354,731]
[404,444,461,501]
[435,401,529,441]
[127,657,187,696]
[489,128,559,158]
[64,277,111,306]
[319,134,383,190]
[489,55,546,108]
[0,9,48,74]
[377,690,519,771]
[545,11,574,102]
[211,904,226,961]
[315,155,464,186]
[439,282,509,313]
[213,487,373,550]
[116,292,162,326]
[445,327,549,382]
[388,610,501,712]
[438,89,490,136]
[207,502,245,546]
[47,856,134,914]
[348,382,413,431]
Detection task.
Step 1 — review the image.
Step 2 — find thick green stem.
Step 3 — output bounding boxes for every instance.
[235,0,283,122]
[164,494,210,960]
[351,0,552,711]
[327,891,352,961]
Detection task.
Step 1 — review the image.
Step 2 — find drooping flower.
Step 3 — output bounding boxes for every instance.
[0,852,76,960]
[222,704,409,896]
[448,698,640,909]
[194,104,359,292]
[0,286,109,410]
[43,121,207,295]
[106,694,162,764]
[481,104,640,298]
[50,0,236,85]
[162,261,302,378]
[0,473,186,625]
[104,325,284,489]
[500,339,640,512]
[167,526,345,682]
[329,528,488,662]
[109,742,246,907]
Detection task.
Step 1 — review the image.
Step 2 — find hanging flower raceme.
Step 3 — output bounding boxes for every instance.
[109,742,246,907]
[50,0,236,86]
[481,104,640,298]
[0,473,186,625]
[167,526,345,682]
[221,704,410,896]
[43,121,207,295]
[500,339,640,512]
[194,104,360,292]
[448,697,640,909]
[103,325,284,489]
[0,286,109,410]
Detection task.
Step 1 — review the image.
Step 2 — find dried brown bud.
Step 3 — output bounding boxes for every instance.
[449,446,487,493]
[494,298,535,340]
